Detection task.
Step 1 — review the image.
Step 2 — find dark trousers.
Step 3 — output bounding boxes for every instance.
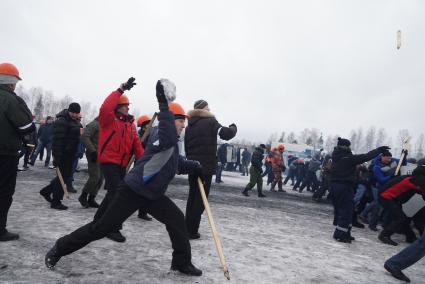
[380,198,416,238]
[330,182,354,232]
[185,174,213,234]
[313,177,330,199]
[56,183,192,267]
[283,169,295,185]
[292,174,305,189]
[93,164,126,230]
[215,164,224,182]
[299,171,319,192]
[0,155,18,234]
[241,162,249,176]
[41,156,74,204]
[23,146,33,167]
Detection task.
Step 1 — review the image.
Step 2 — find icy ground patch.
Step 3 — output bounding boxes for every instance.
[1,164,424,283]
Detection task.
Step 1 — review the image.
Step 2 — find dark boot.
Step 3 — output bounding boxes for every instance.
[188,232,201,240]
[379,231,398,246]
[45,244,61,269]
[384,263,410,282]
[107,231,126,243]
[171,262,202,276]
[50,202,68,210]
[0,230,19,242]
[88,195,100,208]
[66,184,77,193]
[40,187,52,203]
[78,192,89,208]
[270,182,277,192]
[242,187,250,197]
[258,184,266,198]
[333,229,351,243]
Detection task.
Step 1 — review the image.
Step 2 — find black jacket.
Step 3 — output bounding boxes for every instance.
[0,85,35,155]
[52,109,82,160]
[250,147,264,172]
[217,144,227,164]
[330,146,380,184]
[184,109,237,175]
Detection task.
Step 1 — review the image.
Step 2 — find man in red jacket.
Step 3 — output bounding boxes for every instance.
[94,77,143,243]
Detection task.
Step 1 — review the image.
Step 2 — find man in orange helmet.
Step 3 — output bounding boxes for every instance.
[93,77,144,243]
[45,81,204,277]
[0,63,35,241]
[270,144,286,192]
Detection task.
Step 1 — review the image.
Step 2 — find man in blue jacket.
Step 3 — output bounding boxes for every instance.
[44,81,204,276]
[359,150,407,231]
[30,116,54,167]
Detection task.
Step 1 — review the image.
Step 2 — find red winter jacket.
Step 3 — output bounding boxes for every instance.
[380,176,422,203]
[98,90,143,168]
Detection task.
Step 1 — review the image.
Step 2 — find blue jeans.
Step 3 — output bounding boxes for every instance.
[385,229,425,270]
[30,141,52,166]
[361,186,380,226]
[354,184,366,205]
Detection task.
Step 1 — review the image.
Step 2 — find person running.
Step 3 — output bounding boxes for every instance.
[45,81,204,277]
[242,144,267,197]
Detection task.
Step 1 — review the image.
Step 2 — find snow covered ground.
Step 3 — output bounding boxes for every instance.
[1,163,425,283]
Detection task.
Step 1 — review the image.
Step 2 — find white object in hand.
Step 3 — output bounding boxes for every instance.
[160,78,176,102]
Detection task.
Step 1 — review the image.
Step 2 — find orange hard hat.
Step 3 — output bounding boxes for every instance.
[278,144,285,151]
[169,102,188,118]
[137,115,151,127]
[118,94,130,105]
[0,63,22,80]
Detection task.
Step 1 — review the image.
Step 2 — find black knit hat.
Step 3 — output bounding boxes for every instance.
[68,102,81,114]
[259,144,266,149]
[381,150,392,157]
[337,137,351,147]
[194,99,208,110]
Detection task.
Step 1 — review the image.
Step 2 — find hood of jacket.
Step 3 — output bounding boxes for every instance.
[187,109,215,126]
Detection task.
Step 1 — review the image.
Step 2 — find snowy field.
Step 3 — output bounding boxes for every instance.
[1,163,425,284]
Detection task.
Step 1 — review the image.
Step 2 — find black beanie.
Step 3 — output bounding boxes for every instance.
[259,144,266,149]
[337,137,351,147]
[381,150,392,157]
[68,102,81,114]
[194,99,208,110]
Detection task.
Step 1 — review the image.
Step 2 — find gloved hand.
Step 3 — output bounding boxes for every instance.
[229,123,237,130]
[53,157,62,167]
[403,149,408,156]
[90,152,97,163]
[377,146,391,153]
[120,77,136,91]
[193,162,205,183]
[156,80,168,104]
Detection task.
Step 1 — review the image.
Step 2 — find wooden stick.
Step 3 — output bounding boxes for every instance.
[395,138,410,176]
[197,178,230,280]
[56,167,70,199]
[126,112,158,173]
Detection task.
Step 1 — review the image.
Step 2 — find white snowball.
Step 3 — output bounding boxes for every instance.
[160,78,176,102]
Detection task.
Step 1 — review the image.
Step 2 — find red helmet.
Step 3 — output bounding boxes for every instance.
[169,102,188,118]
[137,115,151,127]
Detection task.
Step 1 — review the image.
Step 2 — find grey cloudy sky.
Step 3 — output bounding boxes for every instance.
[1,0,424,144]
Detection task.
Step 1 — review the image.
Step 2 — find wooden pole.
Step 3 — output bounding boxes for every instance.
[126,113,158,173]
[394,138,410,176]
[56,167,70,199]
[197,178,230,280]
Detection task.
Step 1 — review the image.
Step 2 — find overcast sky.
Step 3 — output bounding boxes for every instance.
[1,0,424,144]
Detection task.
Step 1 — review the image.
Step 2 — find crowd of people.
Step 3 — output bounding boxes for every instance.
[1,62,425,282]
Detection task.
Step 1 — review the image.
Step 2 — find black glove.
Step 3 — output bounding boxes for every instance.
[229,123,237,130]
[53,157,62,167]
[90,152,97,163]
[156,80,168,104]
[403,149,408,156]
[377,146,391,153]
[193,162,205,183]
[120,77,136,91]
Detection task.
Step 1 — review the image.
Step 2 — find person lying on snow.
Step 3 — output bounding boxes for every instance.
[44,80,204,276]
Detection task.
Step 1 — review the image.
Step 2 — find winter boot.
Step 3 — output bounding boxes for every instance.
[368,224,378,231]
[188,232,201,240]
[379,231,398,246]
[78,192,89,208]
[66,184,77,193]
[50,202,68,210]
[0,230,19,242]
[270,182,277,192]
[107,231,126,243]
[242,187,250,197]
[333,229,351,243]
[45,244,61,269]
[40,188,52,203]
[171,262,202,276]
[384,263,410,282]
[258,184,266,198]
[88,195,100,208]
